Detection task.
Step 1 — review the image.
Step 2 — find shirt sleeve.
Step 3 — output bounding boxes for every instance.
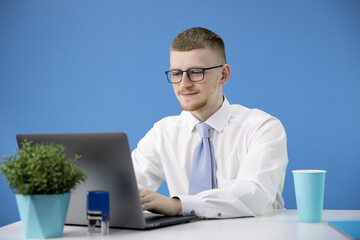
[177,117,288,218]
[131,124,165,192]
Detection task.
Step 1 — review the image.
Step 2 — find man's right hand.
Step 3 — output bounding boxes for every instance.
[139,188,182,216]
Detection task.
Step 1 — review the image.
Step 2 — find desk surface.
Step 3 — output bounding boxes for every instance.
[1,210,359,240]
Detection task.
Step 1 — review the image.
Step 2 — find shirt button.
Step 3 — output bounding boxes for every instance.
[190,210,195,215]
[218,212,222,217]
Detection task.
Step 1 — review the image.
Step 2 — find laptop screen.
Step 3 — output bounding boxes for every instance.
[16,132,147,229]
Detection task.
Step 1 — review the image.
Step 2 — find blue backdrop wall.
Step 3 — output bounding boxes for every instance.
[1,0,359,227]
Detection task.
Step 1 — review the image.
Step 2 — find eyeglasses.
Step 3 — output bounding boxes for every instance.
[165,65,223,84]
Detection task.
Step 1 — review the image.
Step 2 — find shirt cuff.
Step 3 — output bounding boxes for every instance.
[175,195,203,216]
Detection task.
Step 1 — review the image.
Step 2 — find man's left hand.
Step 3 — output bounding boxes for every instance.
[139,188,182,216]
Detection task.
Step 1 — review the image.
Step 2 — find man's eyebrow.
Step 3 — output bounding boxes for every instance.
[169,67,204,71]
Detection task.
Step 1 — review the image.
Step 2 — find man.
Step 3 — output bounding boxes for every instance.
[132,27,288,218]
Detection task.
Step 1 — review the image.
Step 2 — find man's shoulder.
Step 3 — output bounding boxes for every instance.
[230,104,277,125]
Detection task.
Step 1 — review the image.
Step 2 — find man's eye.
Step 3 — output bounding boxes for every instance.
[171,71,182,76]
[189,69,203,75]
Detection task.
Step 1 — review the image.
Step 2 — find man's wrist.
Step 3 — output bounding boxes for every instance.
[175,195,202,216]
[171,197,182,215]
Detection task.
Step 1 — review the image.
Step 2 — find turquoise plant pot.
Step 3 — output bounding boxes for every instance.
[15,193,71,239]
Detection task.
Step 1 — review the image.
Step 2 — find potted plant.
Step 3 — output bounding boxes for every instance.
[0,140,86,239]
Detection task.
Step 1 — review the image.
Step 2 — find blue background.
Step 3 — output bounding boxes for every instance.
[1,0,359,227]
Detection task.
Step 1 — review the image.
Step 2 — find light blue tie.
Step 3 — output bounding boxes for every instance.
[188,122,217,195]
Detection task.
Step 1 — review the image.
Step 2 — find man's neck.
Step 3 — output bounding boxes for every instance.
[191,95,225,122]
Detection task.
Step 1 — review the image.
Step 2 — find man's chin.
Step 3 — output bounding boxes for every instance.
[179,101,207,112]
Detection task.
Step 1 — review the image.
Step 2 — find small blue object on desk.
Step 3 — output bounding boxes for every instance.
[328,221,360,240]
[87,191,110,235]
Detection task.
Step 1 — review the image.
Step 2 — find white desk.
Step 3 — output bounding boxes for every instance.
[1,210,359,240]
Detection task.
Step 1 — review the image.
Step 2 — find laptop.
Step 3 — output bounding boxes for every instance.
[16,132,198,229]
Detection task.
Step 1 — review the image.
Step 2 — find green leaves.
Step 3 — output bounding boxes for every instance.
[0,140,86,195]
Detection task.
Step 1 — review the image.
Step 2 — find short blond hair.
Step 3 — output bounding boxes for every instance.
[170,27,227,64]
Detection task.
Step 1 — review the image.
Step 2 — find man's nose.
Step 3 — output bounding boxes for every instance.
[180,72,193,87]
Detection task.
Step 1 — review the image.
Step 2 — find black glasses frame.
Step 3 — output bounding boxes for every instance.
[165,65,223,84]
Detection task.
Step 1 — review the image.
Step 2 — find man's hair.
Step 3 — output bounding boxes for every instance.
[170,27,227,64]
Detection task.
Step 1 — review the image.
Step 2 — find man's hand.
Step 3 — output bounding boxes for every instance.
[139,188,182,216]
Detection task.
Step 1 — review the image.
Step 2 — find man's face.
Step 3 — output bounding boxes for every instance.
[170,48,225,114]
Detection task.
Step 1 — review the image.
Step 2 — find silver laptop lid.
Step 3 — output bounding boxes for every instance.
[16,132,146,229]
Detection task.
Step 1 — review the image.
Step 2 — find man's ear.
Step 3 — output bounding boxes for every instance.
[220,64,231,86]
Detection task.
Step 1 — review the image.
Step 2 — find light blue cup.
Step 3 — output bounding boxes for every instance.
[292,170,326,223]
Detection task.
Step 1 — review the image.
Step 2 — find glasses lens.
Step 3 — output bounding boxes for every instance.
[188,69,204,82]
[167,70,181,83]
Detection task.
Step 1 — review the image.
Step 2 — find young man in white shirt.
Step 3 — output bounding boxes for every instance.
[132,27,288,218]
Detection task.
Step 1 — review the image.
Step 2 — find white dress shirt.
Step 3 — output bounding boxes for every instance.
[131,97,288,218]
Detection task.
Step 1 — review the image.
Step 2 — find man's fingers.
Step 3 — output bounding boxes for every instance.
[139,188,157,209]
[139,188,164,213]
[139,188,149,202]
[140,189,159,213]
[142,202,154,211]
[138,188,182,216]
[138,188,147,197]
[141,195,153,205]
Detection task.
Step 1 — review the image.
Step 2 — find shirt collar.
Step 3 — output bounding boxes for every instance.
[181,96,232,134]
